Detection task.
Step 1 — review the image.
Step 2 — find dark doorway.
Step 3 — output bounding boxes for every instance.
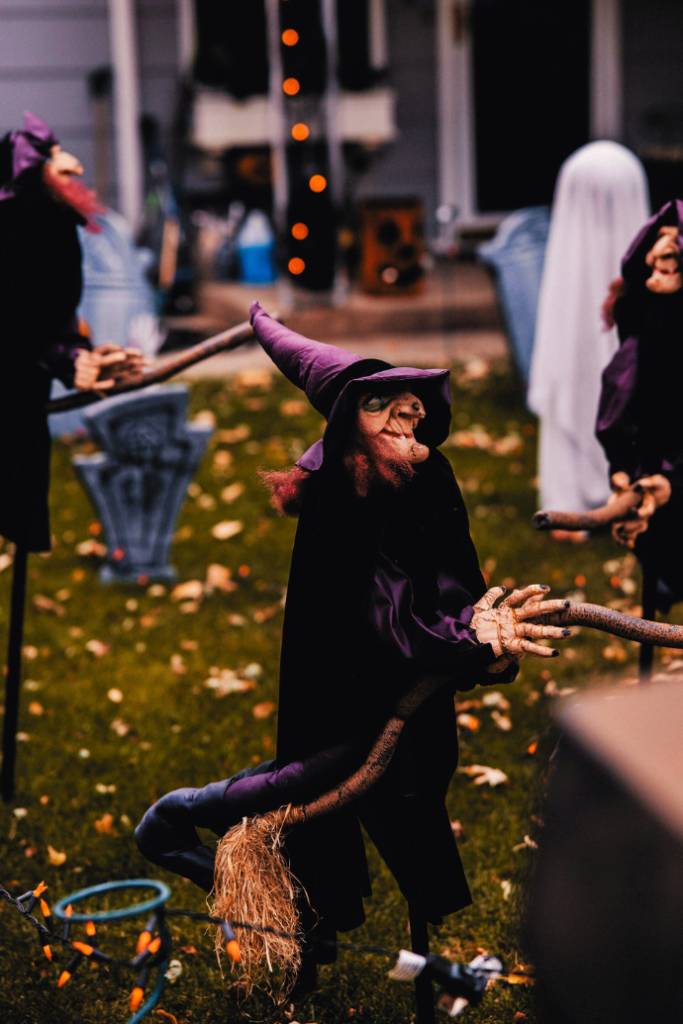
[471,0,591,212]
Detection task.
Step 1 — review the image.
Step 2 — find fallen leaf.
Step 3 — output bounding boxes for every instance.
[95,783,116,794]
[180,639,198,651]
[253,701,276,720]
[76,539,107,557]
[235,369,272,391]
[204,670,255,697]
[180,945,197,955]
[47,845,67,866]
[280,399,308,416]
[179,600,200,614]
[221,482,245,504]
[450,820,466,838]
[456,713,480,731]
[481,690,511,711]
[527,741,538,756]
[85,639,109,658]
[170,654,186,675]
[206,563,238,592]
[95,813,114,834]
[512,834,539,852]
[228,614,246,627]
[111,718,130,737]
[0,552,13,572]
[212,520,243,541]
[500,880,513,900]
[213,450,233,470]
[458,765,509,787]
[28,702,44,716]
[107,688,123,703]
[171,579,204,602]
[23,645,38,660]
[164,960,183,983]
[491,710,512,732]
[242,663,263,680]
[197,492,217,510]
[193,409,216,427]
[33,594,66,617]
[16,732,30,742]
[454,699,482,712]
[525,689,540,706]
[217,424,251,443]
[253,605,278,624]
[13,807,27,819]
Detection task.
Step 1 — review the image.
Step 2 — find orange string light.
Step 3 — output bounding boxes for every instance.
[288,258,306,275]
[283,77,300,96]
[291,222,309,240]
[291,122,310,141]
[281,29,299,46]
[309,174,327,193]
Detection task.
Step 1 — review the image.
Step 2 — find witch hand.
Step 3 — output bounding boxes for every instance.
[74,344,150,393]
[472,584,572,673]
[611,472,671,548]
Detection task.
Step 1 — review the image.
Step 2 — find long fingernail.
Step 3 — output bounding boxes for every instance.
[563,600,570,607]
[562,629,572,636]
[552,650,560,657]
[542,585,550,591]
[500,586,506,593]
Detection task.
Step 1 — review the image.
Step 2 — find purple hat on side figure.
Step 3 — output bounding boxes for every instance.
[0,111,59,200]
[249,301,453,471]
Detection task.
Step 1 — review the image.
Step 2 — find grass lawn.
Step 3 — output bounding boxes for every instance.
[0,359,658,1023]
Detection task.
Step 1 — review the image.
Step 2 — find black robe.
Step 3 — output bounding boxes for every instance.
[0,173,88,551]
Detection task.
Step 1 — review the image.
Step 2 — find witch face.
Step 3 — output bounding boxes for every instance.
[42,144,83,189]
[356,390,429,464]
[645,226,682,294]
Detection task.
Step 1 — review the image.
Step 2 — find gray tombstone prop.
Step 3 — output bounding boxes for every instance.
[72,385,212,583]
[478,206,550,388]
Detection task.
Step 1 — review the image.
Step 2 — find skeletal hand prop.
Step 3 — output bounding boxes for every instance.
[471,585,572,673]
[609,471,671,548]
[74,344,149,393]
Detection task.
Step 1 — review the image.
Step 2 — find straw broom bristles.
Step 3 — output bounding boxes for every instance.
[211,808,303,1001]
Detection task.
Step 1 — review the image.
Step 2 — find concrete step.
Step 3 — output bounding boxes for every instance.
[195,261,501,339]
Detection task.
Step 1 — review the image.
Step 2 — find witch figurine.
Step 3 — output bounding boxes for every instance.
[136,303,571,996]
[597,199,683,611]
[0,111,145,553]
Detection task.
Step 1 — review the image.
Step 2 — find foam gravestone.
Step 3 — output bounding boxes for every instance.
[73,386,213,582]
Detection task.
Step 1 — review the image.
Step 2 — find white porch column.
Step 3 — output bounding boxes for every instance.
[107,0,144,229]
[436,0,475,222]
[591,0,623,140]
[176,0,197,73]
[369,0,388,70]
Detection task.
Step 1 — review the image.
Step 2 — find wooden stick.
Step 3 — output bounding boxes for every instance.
[45,320,257,416]
[531,487,643,532]
[0,546,29,803]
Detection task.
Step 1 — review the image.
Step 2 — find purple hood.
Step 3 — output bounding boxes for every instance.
[0,111,59,201]
[250,301,452,471]
[620,199,683,288]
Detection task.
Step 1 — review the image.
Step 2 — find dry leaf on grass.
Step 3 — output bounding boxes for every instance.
[450,820,466,838]
[454,699,482,712]
[512,835,539,852]
[458,765,509,787]
[170,654,186,675]
[193,409,216,427]
[171,579,204,602]
[107,688,123,703]
[28,702,44,716]
[280,399,308,416]
[111,718,130,737]
[205,563,238,592]
[481,690,511,712]
[85,639,109,658]
[0,552,13,572]
[221,482,245,504]
[217,424,251,444]
[212,520,243,541]
[252,701,276,720]
[95,813,114,834]
[47,845,67,866]
[76,539,107,557]
[491,710,512,731]
[33,594,66,617]
[456,713,480,731]
[204,670,255,697]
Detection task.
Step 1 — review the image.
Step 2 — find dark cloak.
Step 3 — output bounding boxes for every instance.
[0,160,89,551]
[596,199,683,608]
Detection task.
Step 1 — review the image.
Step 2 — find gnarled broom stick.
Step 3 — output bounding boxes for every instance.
[531,486,643,532]
[210,602,682,994]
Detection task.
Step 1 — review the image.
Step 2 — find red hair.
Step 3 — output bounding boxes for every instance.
[259,466,311,517]
[44,173,104,233]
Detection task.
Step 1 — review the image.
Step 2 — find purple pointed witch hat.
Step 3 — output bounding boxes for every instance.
[0,111,59,200]
[250,302,452,471]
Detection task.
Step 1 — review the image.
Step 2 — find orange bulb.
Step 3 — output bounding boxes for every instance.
[291,222,309,240]
[282,29,299,46]
[130,987,144,1012]
[309,174,327,193]
[292,122,310,141]
[288,257,306,275]
[283,77,300,96]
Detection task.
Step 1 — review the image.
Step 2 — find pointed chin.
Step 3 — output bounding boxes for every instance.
[377,433,429,463]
